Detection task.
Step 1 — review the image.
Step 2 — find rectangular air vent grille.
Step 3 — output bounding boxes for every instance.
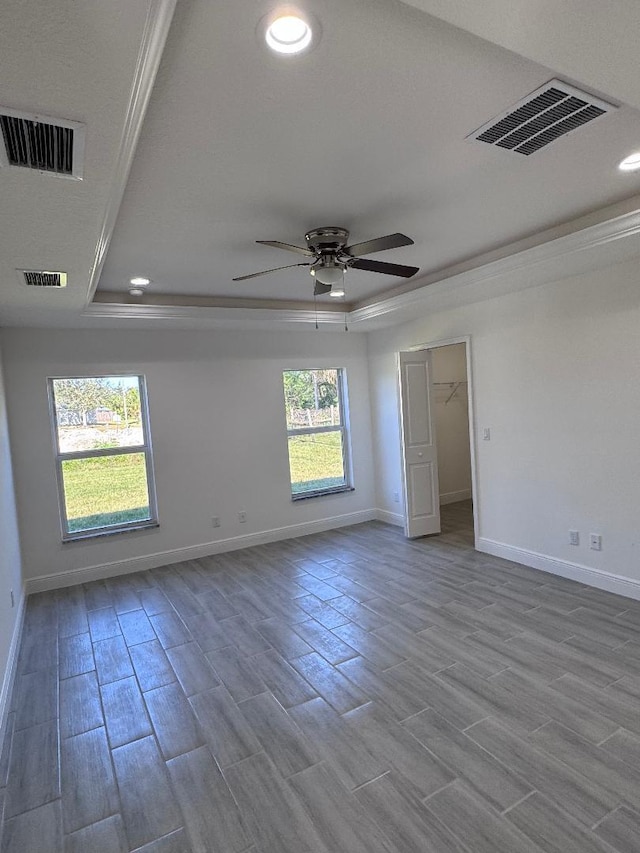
[469,80,615,156]
[1,116,73,173]
[22,270,67,288]
[0,108,85,178]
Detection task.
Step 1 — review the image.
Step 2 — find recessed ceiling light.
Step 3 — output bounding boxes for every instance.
[329,285,345,298]
[619,152,640,172]
[265,14,312,54]
[130,276,150,286]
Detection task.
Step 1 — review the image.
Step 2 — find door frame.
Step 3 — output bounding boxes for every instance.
[402,334,479,549]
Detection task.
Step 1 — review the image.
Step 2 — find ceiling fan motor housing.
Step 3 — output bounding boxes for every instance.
[305,226,349,253]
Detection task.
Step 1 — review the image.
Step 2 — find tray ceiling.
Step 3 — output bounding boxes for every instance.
[1,0,640,328]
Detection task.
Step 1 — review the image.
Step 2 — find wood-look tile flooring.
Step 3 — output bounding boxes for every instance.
[3,501,640,851]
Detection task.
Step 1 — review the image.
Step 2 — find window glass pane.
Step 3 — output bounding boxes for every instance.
[283,369,341,430]
[61,453,151,533]
[52,376,144,453]
[287,431,346,495]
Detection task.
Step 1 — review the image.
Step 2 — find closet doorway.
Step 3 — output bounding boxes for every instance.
[398,336,478,545]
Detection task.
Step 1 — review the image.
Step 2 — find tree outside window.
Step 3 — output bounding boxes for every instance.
[282,368,351,498]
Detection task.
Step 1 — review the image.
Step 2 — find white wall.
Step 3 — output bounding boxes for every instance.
[0,328,375,587]
[368,254,640,593]
[431,343,472,504]
[0,333,24,726]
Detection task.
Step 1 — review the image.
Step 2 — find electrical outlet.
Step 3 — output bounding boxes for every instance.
[483,428,491,441]
[590,533,602,551]
[10,590,14,608]
[393,491,400,503]
[569,530,579,546]
[212,516,220,528]
[238,511,247,523]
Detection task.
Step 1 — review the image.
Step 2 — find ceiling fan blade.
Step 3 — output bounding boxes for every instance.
[313,281,332,296]
[232,262,310,282]
[344,232,414,257]
[349,258,419,278]
[256,240,315,257]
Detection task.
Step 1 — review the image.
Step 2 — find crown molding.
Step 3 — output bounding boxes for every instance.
[349,202,640,325]
[93,290,350,313]
[85,0,178,305]
[83,301,351,328]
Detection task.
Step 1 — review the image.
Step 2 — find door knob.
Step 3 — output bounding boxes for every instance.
[418,452,423,457]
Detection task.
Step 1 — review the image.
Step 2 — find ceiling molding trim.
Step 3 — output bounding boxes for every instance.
[84,0,178,305]
[349,205,640,324]
[82,302,349,326]
[93,291,350,312]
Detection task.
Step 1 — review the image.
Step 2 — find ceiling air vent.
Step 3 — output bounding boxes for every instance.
[0,108,85,179]
[21,270,68,288]
[468,80,615,155]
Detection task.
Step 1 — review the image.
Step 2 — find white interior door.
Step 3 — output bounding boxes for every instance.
[398,349,441,538]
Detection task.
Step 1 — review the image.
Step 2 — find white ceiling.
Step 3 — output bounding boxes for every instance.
[404,0,640,113]
[1,0,640,328]
[0,0,156,327]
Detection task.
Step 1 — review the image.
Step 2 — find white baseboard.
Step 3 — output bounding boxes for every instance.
[478,537,640,602]
[376,508,404,527]
[25,509,379,594]
[0,589,25,746]
[439,489,472,506]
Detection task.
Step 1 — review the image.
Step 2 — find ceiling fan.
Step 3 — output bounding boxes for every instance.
[233,227,420,296]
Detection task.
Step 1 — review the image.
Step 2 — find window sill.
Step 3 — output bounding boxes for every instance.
[291,486,354,501]
[62,521,159,543]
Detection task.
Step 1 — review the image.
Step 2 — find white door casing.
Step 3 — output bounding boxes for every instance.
[398,349,441,538]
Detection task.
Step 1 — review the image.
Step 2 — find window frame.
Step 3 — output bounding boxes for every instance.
[47,373,159,542]
[283,367,353,500]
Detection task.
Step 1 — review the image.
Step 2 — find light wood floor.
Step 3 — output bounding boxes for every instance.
[3,501,640,852]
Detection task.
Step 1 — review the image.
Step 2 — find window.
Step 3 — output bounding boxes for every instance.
[48,375,157,540]
[283,368,352,499]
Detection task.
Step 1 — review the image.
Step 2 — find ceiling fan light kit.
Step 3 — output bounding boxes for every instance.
[233,226,419,298]
[128,276,150,297]
[311,262,344,286]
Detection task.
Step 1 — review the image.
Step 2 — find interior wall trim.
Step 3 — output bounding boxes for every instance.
[478,537,640,602]
[82,302,349,327]
[0,590,26,747]
[85,0,178,305]
[349,203,640,324]
[24,509,378,594]
[375,509,404,527]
